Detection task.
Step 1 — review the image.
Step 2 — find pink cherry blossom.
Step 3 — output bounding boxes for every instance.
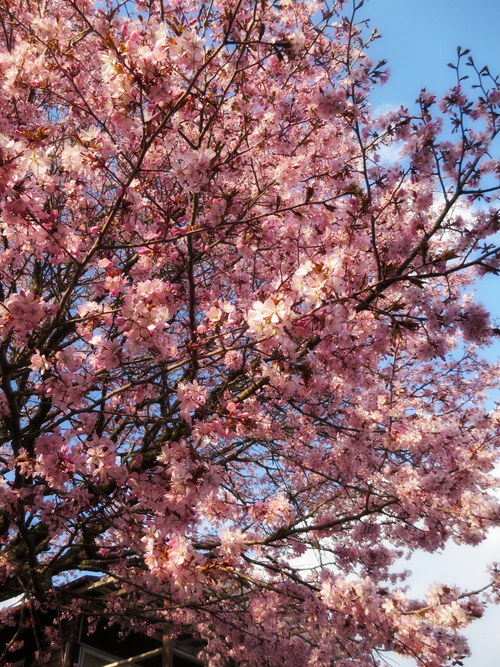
[177,380,208,422]
[0,1,498,665]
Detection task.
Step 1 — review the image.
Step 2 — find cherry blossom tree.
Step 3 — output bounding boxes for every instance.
[0,0,499,664]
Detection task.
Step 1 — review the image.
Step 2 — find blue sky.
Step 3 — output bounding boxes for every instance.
[361,0,500,341]
[363,0,500,107]
[357,2,500,665]
[359,0,500,358]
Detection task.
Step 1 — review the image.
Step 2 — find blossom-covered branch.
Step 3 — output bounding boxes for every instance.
[0,0,499,664]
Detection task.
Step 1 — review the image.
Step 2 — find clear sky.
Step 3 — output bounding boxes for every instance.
[362,0,500,107]
[357,2,500,665]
